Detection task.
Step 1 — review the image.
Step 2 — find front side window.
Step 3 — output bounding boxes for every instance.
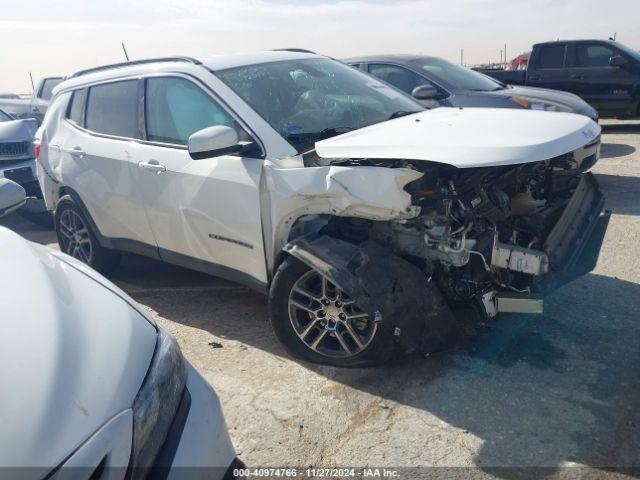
[573,44,616,68]
[368,64,428,94]
[0,110,11,122]
[144,77,234,145]
[38,78,63,101]
[66,89,87,126]
[536,45,566,69]
[85,80,139,138]
[217,58,422,151]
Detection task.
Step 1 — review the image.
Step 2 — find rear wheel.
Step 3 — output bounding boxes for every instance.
[269,256,395,367]
[54,195,120,273]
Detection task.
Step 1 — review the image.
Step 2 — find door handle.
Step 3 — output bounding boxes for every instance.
[570,74,584,79]
[138,160,166,174]
[528,75,541,81]
[68,147,86,159]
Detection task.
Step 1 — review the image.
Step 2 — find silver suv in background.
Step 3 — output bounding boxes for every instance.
[346,55,599,121]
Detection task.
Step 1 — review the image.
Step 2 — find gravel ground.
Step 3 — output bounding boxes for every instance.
[3,120,639,478]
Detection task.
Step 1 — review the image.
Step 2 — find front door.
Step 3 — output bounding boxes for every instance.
[133,75,268,286]
[367,63,443,108]
[565,42,636,116]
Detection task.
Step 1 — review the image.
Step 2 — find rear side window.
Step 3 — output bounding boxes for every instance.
[66,89,87,126]
[144,77,234,145]
[535,45,566,69]
[573,44,616,68]
[85,80,139,138]
[38,78,62,101]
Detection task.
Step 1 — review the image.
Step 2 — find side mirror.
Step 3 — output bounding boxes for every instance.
[609,55,628,68]
[0,179,26,218]
[411,84,440,100]
[188,125,243,160]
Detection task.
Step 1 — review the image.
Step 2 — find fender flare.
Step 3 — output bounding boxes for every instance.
[284,234,461,354]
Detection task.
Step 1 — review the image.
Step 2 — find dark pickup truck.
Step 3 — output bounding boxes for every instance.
[479,39,640,118]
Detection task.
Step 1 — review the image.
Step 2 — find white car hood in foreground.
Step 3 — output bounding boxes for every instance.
[315,107,600,168]
[0,228,157,470]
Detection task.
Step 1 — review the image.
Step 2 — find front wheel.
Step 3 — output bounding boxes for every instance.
[54,195,121,274]
[268,256,395,367]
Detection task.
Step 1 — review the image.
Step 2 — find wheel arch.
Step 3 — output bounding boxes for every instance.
[55,186,108,247]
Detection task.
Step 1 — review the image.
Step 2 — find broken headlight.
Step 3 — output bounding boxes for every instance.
[130,327,187,479]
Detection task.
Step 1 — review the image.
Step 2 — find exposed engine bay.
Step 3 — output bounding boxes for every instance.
[291,150,610,348]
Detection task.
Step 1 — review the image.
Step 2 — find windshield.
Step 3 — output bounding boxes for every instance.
[420,58,503,92]
[615,42,640,63]
[0,110,11,122]
[217,58,423,151]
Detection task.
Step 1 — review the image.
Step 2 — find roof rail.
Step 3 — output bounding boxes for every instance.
[68,57,202,79]
[272,48,316,54]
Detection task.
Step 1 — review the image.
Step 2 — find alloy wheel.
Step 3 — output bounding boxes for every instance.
[58,209,93,263]
[288,270,377,358]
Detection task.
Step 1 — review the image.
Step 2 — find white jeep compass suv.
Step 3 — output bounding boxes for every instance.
[36,50,609,367]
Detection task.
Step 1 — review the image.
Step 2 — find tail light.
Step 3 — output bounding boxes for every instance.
[34,142,40,160]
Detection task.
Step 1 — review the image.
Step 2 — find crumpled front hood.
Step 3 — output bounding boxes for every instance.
[0,118,37,142]
[315,107,601,168]
[0,228,157,470]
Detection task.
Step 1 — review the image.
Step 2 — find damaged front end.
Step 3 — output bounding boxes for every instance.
[283,153,610,355]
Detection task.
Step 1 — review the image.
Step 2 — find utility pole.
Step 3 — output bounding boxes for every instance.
[460,48,464,66]
[122,42,130,62]
[504,43,507,64]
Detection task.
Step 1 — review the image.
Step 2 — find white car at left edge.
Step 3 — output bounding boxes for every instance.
[0,179,243,480]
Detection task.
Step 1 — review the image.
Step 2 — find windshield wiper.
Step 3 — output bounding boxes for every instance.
[388,110,419,120]
[285,127,354,148]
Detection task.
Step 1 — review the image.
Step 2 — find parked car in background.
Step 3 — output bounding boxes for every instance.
[345,55,598,121]
[0,75,63,124]
[478,39,640,118]
[0,185,241,478]
[36,51,607,367]
[0,107,52,226]
[0,108,38,195]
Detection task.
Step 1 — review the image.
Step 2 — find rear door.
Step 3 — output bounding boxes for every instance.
[133,74,268,287]
[60,80,156,247]
[526,43,574,92]
[565,42,636,116]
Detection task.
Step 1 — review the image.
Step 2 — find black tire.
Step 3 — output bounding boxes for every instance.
[268,256,396,367]
[54,195,121,274]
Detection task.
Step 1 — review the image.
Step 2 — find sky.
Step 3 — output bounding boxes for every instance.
[1,0,639,93]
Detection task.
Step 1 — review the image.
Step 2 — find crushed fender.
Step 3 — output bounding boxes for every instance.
[284,234,461,355]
